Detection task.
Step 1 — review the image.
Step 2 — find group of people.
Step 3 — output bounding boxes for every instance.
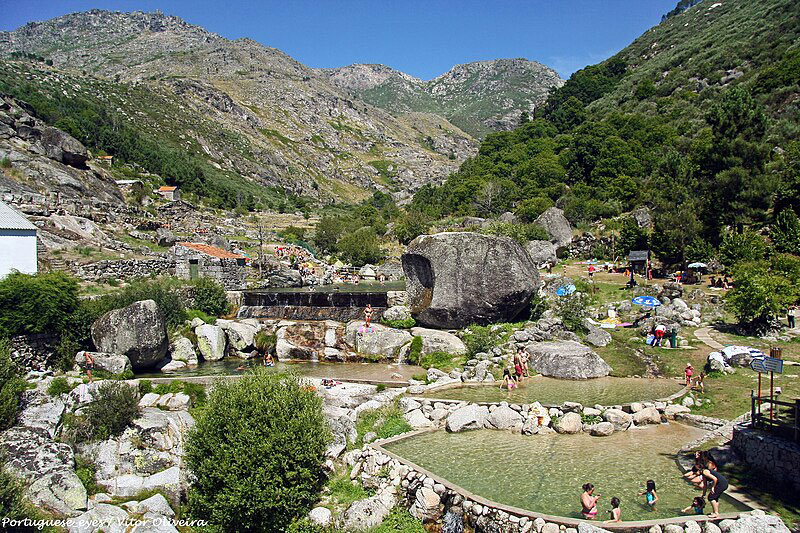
[500,349,531,390]
[684,363,705,392]
[581,451,729,522]
[708,276,731,290]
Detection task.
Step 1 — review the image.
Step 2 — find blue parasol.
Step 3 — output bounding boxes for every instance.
[632,295,662,307]
[556,284,576,296]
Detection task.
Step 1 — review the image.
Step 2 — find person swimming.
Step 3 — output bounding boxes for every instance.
[581,483,601,520]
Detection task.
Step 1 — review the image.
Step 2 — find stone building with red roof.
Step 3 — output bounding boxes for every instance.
[172,241,246,290]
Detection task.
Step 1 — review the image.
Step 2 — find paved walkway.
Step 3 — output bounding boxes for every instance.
[695,326,724,350]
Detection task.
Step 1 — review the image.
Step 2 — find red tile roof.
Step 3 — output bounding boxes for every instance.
[158,186,178,192]
[177,242,245,259]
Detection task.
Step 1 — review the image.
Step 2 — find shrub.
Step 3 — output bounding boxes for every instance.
[373,507,426,533]
[76,382,139,442]
[771,208,800,254]
[186,370,330,532]
[719,230,768,269]
[138,380,153,396]
[0,340,25,431]
[98,277,187,330]
[419,351,463,372]
[481,222,549,244]
[726,261,795,329]
[0,157,11,168]
[380,317,416,329]
[47,377,76,397]
[376,383,386,393]
[74,455,99,495]
[190,278,230,317]
[407,336,423,365]
[555,293,588,332]
[0,464,50,532]
[185,308,216,325]
[0,272,80,337]
[462,325,497,356]
[515,197,554,223]
[287,518,328,533]
[153,380,207,408]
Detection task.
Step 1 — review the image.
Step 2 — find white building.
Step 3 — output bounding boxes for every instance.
[0,200,38,278]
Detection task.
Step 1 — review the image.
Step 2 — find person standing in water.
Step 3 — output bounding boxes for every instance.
[702,455,729,518]
[581,483,601,520]
[604,497,621,523]
[639,479,659,510]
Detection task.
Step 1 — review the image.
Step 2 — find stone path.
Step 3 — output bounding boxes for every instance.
[695,326,724,350]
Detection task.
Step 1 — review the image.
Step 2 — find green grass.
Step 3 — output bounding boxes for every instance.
[47,376,77,396]
[721,461,800,529]
[419,351,466,373]
[325,467,373,509]
[353,404,412,449]
[152,380,207,408]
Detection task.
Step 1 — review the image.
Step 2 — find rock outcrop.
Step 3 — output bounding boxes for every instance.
[524,340,611,379]
[535,207,572,248]
[403,232,540,328]
[90,300,168,370]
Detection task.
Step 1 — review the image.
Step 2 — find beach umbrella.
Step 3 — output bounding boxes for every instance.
[632,295,662,307]
[687,262,708,269]
[556,284,576,296]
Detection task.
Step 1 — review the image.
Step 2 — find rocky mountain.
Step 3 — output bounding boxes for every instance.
[321,59,564,138]
[0,10,477,206]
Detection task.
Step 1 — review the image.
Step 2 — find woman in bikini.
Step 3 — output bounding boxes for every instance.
[702,455,729,518]
[581,483,601,520]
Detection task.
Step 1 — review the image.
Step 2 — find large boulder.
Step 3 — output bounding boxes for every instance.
[217,320,257,353]
[339,493,394,531]
[345,321,411,358]
[554,412,583,434]
[633,407,662,426]
[535,207,572,247]
[169,336,198,365]
[603,409,633,431]
[90,300,168,370]
[195,324,226,361]
[584,325,612,347]
[524,341,611,379]
[402,232,539,328]
[40,126,89,168]
[382,305,412,322]
[525,240,557,265]
[410,327,467,355]
[75,351,132,375]
[446,404,490,433]
[485,405,523,430]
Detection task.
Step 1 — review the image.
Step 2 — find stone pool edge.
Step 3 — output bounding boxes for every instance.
[415,377,690,410]
[369,428,755,531]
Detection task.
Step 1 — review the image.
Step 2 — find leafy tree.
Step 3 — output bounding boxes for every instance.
[618,217,649,256]
[393,213,429,245]
[186,370,330,532]
[313,216,346,255]
[514,197,554,223]
[726,261,796,329]
[719,231,769,269]
[771,209,800,254]
[337,226,383,266]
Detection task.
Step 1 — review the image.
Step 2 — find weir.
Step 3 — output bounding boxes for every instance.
[238,285,395,320]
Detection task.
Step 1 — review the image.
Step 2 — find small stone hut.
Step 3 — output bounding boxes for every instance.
[173,242,246,290]
[155,186,180,201]
[628,249,650,275]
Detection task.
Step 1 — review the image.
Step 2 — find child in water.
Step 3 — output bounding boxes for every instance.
[500,366,517,390]
[639,480,659,510]
[604,497,621,523]
[682,496,705,515]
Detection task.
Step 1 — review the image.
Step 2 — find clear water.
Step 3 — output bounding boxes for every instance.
[251,280,405,293]
[383,425,750,521]
[137,359,423,382]
[418,377,683,406]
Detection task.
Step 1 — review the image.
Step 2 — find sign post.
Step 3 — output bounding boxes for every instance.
[751,350,783,423]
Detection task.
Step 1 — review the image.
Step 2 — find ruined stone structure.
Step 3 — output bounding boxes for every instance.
[172,242,246,290]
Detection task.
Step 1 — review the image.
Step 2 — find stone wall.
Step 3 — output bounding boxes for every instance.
[731,425,800,490]
[75,259,175,282]
[8,333,59,372]
[174,255,245,290]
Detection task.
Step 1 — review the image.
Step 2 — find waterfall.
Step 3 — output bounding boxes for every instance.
[442,511,464,533]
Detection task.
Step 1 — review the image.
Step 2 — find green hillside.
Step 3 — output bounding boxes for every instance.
[412,0,800,268]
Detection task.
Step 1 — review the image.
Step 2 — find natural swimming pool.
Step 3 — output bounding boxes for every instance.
[417,376,683,406]
[383,424,750,521]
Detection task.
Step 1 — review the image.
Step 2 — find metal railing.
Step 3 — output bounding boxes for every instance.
[751,392,800,443]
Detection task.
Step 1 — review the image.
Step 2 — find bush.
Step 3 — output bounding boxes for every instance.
[515,197,554,223]
[0,464,51,532]
[47,377,76,397]
[771,208,800,254]
[419,351,464,372]
[0,340,25,431]
[380,317,416,329]
[555,293,588,332]
[74,455,99,495]
[374,507,426,533]
[138,380,153,396]
[462,325,497,356]
[153,380,207,408]
[69,382,139,442]
[190,278,229,317]
[0,272,80,337]
[407,336,423,365]
[186,370,330,532]
[719,231,768,269]
[98,277,187,330]
[287,518,329,533]
[726,261,795,329]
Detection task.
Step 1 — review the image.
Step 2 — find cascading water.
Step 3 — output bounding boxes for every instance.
[442,511,464,533]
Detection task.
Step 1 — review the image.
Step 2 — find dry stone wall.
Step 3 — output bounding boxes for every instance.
[731,425,800,491]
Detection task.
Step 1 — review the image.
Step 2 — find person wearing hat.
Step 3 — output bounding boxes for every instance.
[684,363,694,387]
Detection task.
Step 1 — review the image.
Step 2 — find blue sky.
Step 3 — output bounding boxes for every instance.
[1,1,677,79]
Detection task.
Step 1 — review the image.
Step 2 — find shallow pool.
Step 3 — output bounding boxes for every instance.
[383,424,749,521]
[418,377,683,406]
[138,360,423,382]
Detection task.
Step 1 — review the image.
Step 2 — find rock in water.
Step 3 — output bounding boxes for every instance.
[535,207,572,247]
[90,300,168,370]
[402,232,539,328]
[525,340,611,379]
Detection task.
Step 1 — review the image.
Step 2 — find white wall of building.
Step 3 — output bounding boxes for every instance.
[0,230,38,278]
